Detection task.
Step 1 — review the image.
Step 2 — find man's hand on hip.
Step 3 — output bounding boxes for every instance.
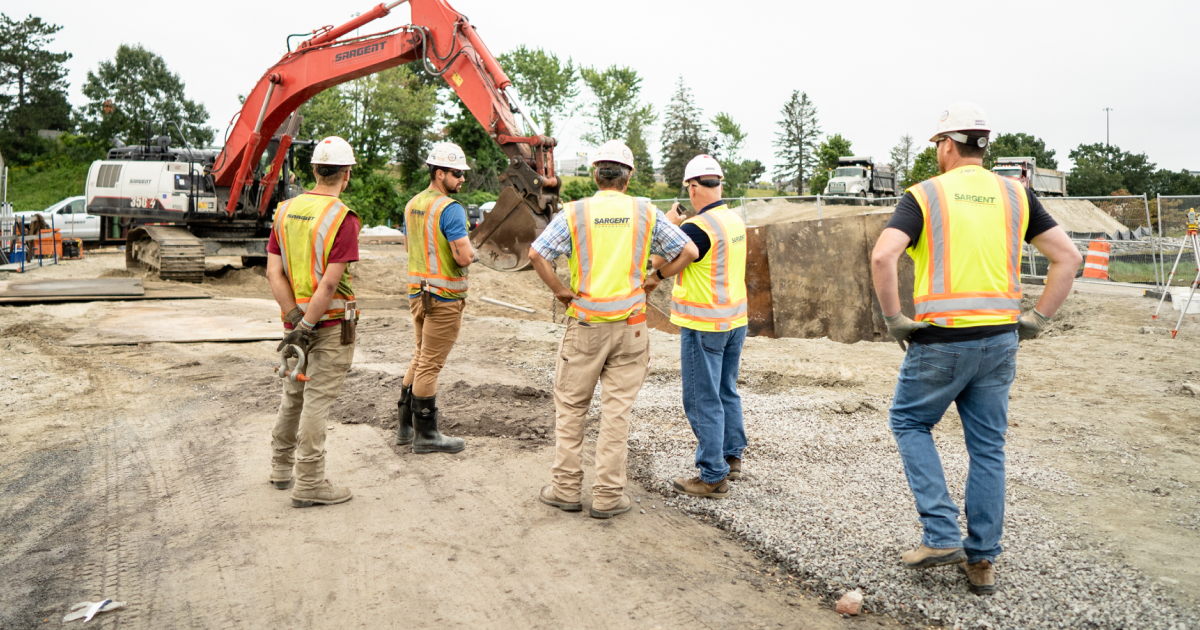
[553,286,580,307]
[1017,309,1051,341]
[883,312,930,351]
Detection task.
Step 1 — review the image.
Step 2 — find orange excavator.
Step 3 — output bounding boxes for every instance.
[99,0,558,281]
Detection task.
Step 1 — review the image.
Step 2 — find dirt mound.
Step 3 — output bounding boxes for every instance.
[1040,198,1130,233]
[742,198,895,226]
[98,268,142,279]
[323,370,556,445]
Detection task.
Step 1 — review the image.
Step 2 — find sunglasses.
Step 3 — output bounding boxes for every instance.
[448,169,465,179]
[686,179,722,189]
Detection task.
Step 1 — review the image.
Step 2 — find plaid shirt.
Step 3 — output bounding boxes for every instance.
[532,193,690,261]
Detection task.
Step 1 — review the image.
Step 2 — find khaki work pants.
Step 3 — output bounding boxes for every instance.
[271,326,355,490]
[552,317,650,511]
[404,296,465,397]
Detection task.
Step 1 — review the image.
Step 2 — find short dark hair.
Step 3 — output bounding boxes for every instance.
[593,161,631,190]
[953,134,989,159]
[428,164,448,180]
[314,164,349,186]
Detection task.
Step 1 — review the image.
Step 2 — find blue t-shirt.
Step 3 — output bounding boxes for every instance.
[408,201,469,302]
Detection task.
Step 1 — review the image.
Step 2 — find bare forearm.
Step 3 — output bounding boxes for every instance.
[1037,261,1075,316]
[267,271,297,314]
[450,237,475,267]
[656,243,699,278]
[872,257,902,317]
[530,251,567,294]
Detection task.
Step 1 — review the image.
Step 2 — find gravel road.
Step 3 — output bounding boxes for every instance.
[618,377,1200,630]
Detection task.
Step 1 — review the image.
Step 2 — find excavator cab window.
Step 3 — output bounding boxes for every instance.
[174,174,192,190]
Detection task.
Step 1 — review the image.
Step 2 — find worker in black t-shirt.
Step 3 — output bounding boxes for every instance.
[870,103,1082,596]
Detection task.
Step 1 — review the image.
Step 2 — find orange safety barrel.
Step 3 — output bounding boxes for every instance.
[1081,239,1110,280]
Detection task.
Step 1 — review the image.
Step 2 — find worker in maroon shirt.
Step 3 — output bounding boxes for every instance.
[264,136,362,508]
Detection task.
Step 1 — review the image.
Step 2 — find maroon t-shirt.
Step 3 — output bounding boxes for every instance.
[268,195,360,329]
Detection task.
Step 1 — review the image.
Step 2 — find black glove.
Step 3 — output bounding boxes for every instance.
[285,307,305,326]
[277,324,315,354]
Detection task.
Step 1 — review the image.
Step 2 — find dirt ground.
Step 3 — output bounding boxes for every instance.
[2,245,1198,628]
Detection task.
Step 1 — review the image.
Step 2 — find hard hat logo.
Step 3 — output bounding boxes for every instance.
[940,110,950,122]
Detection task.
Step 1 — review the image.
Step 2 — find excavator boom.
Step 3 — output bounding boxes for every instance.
[210,0,559,270]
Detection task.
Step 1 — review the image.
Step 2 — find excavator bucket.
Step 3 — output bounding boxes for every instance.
[471,185,550,272]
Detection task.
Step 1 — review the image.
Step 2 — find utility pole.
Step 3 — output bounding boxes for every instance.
[1103,108,1113,146]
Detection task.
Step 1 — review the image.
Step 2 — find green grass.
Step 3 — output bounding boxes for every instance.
[742,188,781,198]
[4,159,89,212]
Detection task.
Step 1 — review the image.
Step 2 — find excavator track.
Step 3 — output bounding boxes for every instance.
[126,226,206,283]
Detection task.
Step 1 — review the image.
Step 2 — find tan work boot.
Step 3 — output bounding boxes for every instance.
[589,495,632,519]
[961,559,996,594]
[726,456,743,480]
[539,485,582,512]
[673,476,730,499]
[269,466,293,490]
[291,480,353,508]
[901,544,966,569]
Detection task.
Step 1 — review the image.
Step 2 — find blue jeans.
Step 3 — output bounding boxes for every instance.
[888,331,1018,563]
[681,326,748,483]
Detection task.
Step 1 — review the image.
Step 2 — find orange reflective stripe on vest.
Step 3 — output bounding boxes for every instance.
[670,206,748,332]
[273,194,357,322]
[565,192,655,322]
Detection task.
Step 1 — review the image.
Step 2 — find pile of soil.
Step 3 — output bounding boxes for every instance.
[1040,199,1131,233]
[742,198,896,226]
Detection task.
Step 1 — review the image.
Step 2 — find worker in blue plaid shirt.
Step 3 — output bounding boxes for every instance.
[529,139,698,519]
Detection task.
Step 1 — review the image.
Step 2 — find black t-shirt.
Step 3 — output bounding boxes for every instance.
[679,200,726,260]
[884,186,1058,344]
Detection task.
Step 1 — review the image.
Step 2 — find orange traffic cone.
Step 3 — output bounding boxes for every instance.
[1082,239,1110,280]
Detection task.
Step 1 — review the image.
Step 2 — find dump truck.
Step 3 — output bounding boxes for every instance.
[992,157,1066,196]
[822,157,895,198]
[86,0,559,282]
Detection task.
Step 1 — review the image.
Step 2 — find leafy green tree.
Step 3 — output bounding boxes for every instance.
[660,77,710,187]
[497,46,578,137]
[561,175,598,201]
[1148,168,1200,196]
[807,133,853,195]
[889,134,915,188]
[78,44,213,149]
[579,65,654,146]
[985,132,1058,170]
[444,92,507,193]
[626,108,656,190]
[773,90,820,192]
[907,146,940,186]
[0,13,73,164]
[1067,143,1156,196]
[709,112,762,197]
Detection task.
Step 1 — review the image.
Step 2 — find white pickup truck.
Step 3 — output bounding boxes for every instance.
[14,196,102,240]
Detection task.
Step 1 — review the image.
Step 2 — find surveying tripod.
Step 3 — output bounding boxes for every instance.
[1152,209,1200,338]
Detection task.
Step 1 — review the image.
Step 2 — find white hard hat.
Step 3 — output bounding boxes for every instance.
[312,136,356,165]
[682,154,724,184]
[590,140,635,169]
[426,142,470,170]
[930,102,991,146]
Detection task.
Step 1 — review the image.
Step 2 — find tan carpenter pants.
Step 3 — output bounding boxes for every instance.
[271,326,355,490]
[552,317,650,511]
[404,296,465,397]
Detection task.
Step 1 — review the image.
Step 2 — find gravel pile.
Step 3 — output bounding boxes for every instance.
[618,377,1199,629]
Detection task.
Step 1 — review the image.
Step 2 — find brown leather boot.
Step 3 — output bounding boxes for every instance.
[672,476,729,498]
[902,544,966,569]
[726,456,743,480]
[589,495,632,519]
[538,485,582,512]
[291,480,354,508]
[269,452,294,490]
[961,559,997,594]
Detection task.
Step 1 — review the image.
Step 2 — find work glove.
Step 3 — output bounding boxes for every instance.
[1017,308,1052,341]
[277,322,316,354]
[285,307,305,326]
[883,312,929,351]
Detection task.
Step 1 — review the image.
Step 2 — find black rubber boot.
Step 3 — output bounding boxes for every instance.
[396,384,415,445]
[411,394,465,454]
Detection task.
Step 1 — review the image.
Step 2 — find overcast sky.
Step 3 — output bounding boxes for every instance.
[10,0,1199,176]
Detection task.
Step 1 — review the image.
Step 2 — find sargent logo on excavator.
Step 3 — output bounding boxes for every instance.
[334,40,387,64]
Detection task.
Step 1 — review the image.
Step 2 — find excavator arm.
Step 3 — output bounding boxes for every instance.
[210,0,559,270]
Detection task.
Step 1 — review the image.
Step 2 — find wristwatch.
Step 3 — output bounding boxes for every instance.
[655,268,665,280]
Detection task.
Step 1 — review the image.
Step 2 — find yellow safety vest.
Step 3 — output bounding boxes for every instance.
[406,189,468,300]
[564,190,656,322]
[670,205,748,331]
[272,193,358,322]
[907,166,1030,328]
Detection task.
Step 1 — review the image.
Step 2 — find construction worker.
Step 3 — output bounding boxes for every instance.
[871,103,1082,594]
[396,142,472,454]
[529,140,699,518]
[265,136,362,508]
[661,155,748,499]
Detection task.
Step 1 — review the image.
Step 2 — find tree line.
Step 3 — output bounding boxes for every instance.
[2,12,1197,221]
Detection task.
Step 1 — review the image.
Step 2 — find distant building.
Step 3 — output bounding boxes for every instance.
[653,167,665,184]
[556,153,590,176]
